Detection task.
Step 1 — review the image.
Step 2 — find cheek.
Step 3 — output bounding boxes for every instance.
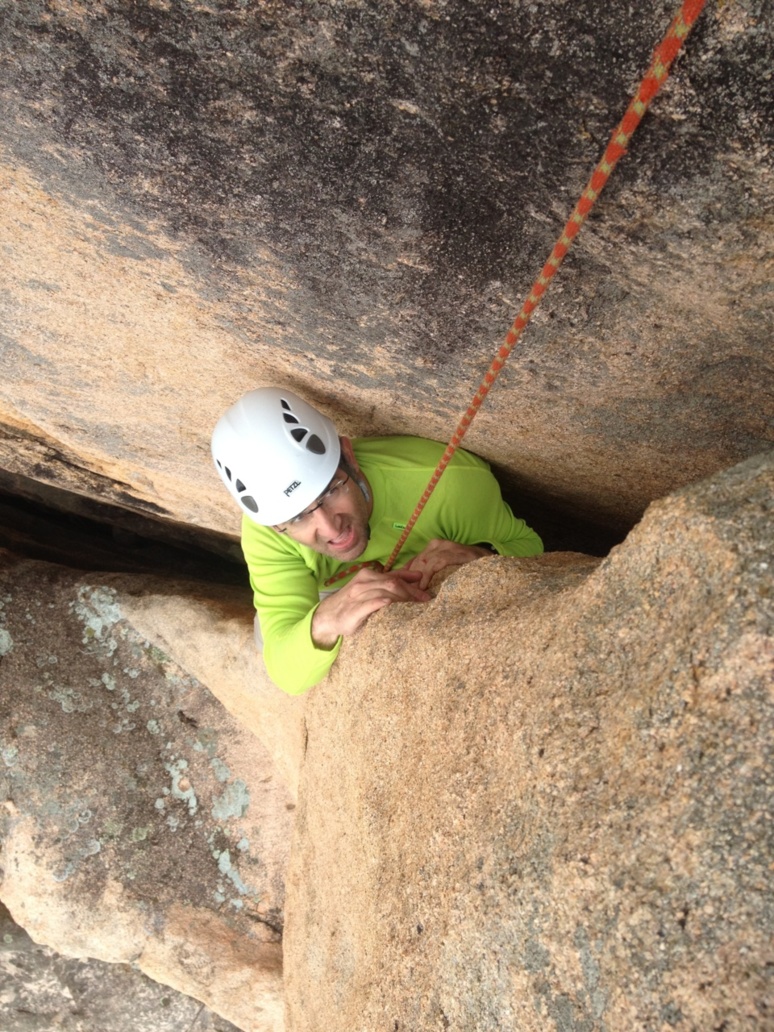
[352,499,370,529]
[285,523,316,547]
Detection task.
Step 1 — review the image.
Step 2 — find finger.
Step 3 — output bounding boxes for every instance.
[381,579,432,604]
[345,591,428,633]
[404,583,432,602]
[391,567,425,584]
[418,570,433,591]
[377,582,431,604]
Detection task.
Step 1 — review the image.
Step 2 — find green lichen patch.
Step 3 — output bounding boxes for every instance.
[0,627,13,656]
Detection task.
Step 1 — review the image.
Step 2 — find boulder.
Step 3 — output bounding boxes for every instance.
[0,902,241,1032]
[0,554,296,1032]
[284,450,774,1030]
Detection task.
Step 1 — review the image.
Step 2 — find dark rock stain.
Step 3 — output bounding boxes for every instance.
[3,0,767,386]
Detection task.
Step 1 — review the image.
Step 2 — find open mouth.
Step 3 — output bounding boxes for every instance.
[329,525,357,553]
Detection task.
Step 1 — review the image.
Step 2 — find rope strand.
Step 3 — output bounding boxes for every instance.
[324,0,707,588]
[382,0,707,573]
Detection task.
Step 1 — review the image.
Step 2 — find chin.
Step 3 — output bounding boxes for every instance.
[341,543,367,562]
[340,536,368,562]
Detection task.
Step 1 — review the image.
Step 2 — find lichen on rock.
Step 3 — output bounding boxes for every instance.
[0,553,291,1032]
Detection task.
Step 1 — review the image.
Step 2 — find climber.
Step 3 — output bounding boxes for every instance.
[211,387,543,695]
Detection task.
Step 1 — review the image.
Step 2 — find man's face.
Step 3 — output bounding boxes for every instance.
[275,467,371,562]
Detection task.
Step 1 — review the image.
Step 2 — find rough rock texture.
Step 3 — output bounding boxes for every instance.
[1,4,773,1022]
[114,578,308,800]
[0,0,772,547]
[0,554,295,1032]
[284,451,774,1031]
[0,902,242,1032]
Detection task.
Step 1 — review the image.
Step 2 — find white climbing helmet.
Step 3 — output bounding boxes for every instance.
[211,387,341,526]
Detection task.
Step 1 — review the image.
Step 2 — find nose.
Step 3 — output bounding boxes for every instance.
[312,505,340,538]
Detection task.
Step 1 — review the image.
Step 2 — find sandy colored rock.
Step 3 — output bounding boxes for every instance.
[284,451,774,1031]
[0,6,772,1024]
[0,552,293,1032]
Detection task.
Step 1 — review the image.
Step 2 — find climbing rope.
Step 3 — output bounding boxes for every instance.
[326,0,707,586]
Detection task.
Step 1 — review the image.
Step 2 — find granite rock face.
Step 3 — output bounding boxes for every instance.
[0,555,295,1032]
[284,451,774,1031]
[0,0,772,548]
[0,6,772,1020]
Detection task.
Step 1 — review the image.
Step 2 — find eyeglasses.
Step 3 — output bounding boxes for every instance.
[276,472,350,532]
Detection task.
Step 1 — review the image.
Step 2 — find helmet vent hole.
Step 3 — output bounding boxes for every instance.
[282,412,299,425]
[280,399,291,411]
[216,459,223,470]
[242,495,259,513]
[235,479,246,493]
[224,467,232,481]
[290,427,307,443]
[306,434,326,455]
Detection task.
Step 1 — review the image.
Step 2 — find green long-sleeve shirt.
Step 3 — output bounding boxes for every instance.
[241,436,543,694]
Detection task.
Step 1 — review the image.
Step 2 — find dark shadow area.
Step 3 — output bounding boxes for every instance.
[507,492,628,557]
[0,466,626,581]
[0,473,248,586]
[494,464,631,557]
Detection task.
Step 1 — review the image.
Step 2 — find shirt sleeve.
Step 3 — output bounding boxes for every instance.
[424,459,544,558]
[241,523,342,695]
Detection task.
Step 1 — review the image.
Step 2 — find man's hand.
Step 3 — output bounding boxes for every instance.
[403,538,492,590]
[311,566,432,649]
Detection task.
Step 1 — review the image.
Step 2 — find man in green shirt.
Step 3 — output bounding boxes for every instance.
[212,387,543,695]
